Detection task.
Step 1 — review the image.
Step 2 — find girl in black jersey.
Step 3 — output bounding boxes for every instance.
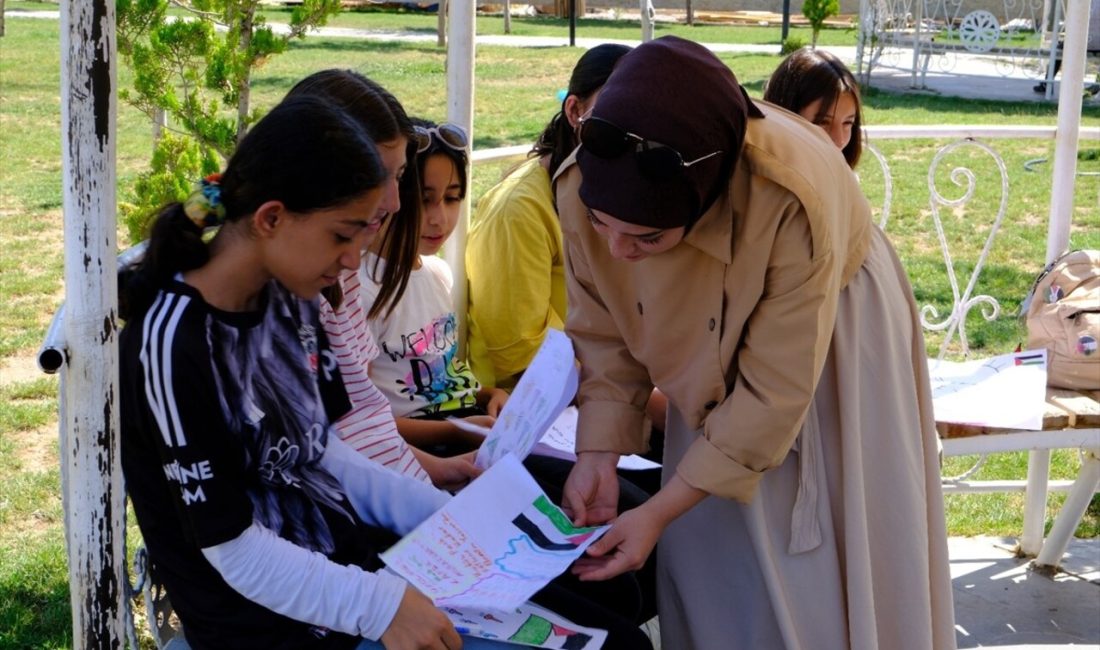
[119,96,474,650]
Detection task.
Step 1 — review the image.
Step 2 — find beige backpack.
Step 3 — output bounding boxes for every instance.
[1024,249,1100,390]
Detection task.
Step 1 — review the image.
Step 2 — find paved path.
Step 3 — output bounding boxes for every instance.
[949,536,1100,648]
[14,7,1098,104]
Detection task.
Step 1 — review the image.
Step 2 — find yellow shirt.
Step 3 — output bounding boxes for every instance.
[556,103,872,502]
[466,158,567,389]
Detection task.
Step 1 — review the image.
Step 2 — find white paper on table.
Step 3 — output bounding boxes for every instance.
[474,330,579,469]
[442,601,607,649]
[381,453,609,611]
[927,349,1048,431]
[532,407,661,471]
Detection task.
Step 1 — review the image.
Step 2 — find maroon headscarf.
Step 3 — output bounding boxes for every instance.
[577,36,762,229]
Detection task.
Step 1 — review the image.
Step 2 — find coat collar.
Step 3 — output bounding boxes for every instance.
[680,176,735,264]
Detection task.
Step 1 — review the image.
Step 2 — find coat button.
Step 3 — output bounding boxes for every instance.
[637,302,643,315]
[704,400,718,410]
[708,318,716,331]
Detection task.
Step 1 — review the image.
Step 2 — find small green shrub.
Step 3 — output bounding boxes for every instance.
[119,133,218,245]
[780,36,807,55]
[802,0,840,47]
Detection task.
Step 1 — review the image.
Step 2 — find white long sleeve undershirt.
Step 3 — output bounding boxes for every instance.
[202,435,451,640]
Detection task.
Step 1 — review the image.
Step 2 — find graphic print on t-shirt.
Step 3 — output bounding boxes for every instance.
[380,312,477,410]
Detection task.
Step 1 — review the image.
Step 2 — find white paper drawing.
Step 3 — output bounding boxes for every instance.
[928,349,1048,430]
[473,330,579,470]
[532,407,661,471]
[443,601,607,649]
[381,453,609,610]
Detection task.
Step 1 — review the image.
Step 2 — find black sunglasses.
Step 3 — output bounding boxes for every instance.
[579,116,722,178]
[414,123,468,154]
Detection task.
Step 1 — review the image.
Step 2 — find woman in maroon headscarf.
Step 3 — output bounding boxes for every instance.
[556,36,955,649]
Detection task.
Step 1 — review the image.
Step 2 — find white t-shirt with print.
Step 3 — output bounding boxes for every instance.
[359,254,480,418]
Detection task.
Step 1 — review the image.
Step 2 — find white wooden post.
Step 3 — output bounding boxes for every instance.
[1018,450,1052,556]
[1046,0,1090,265]
[60,0,124,647]
[640,0,654,42]
[445,0,476,357]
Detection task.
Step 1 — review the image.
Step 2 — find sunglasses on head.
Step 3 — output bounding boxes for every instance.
[414,123,468,154]
[579,116,722,179]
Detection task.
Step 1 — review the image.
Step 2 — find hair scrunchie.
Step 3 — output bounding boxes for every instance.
[183,173,225,229]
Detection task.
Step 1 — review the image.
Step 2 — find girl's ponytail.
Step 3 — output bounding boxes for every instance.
[118,201,210,321]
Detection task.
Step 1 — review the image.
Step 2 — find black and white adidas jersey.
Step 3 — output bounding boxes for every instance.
[120,280,368,650]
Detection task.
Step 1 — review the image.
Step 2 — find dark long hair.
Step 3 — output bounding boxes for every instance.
[763,47,864,168]
[286,69,421,318]
[120,96,384,320]
[533,44,632,179]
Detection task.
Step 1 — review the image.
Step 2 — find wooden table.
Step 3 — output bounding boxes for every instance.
[937,388,1100,570]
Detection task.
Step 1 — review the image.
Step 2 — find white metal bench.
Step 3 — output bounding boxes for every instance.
[860,125,1100,569]
[856,0,1075,93]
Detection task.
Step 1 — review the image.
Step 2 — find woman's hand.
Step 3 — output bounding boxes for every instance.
[571,506,662,582]
[381,584,462,649]
[573,473,707,582]
[482,388,509,417]
[562,451,621,526]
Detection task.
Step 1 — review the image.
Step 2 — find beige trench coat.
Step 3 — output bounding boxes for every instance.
[556,103,955,649]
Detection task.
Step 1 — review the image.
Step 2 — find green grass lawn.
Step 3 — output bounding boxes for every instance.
[1,6,1099,648]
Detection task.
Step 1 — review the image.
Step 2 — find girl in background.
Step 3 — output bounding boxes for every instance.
[465,45,667,471]
[360,119,507,451]
[287,69,480,490]
[465,44,629,390]
[764,47,864,169]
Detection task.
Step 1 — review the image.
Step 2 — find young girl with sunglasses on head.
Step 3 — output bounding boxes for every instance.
[358,119,508,452]
[286,69,482,491]
[117,95,489,650]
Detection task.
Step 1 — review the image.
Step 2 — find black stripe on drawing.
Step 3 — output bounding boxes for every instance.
[511,513,577,551]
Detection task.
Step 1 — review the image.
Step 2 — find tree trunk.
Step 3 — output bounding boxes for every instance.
[504,0,512,34]
[438,0,446,48]
[236,5,254,145]
[153,107,166,148]
[60,0,125,647]
[1,0,6,37]
[686,0,694,26]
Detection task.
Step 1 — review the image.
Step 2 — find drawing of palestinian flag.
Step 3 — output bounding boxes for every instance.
[510,613,594,650]
[1014,351,1045,366]
[511,495,600,551]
